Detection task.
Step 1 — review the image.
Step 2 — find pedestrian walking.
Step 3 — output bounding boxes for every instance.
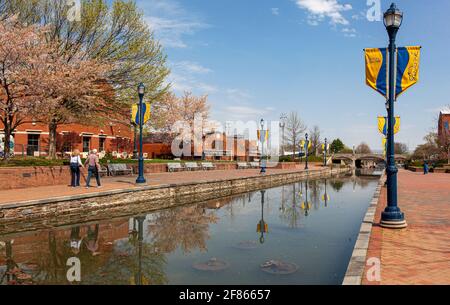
[85,149,102,188]
[69,149,83,187]
[423,160,429,175]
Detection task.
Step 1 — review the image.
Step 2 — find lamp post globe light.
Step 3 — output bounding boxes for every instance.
[323,138,328,167]
[136,83,146,184]
[304,133,309,170]
[381,3,407,229]
[260,119,266,174]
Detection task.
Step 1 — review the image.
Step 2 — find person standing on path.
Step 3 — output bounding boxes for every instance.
[69,149,84,187]
[423,160,429,175]
[85,149,102,188]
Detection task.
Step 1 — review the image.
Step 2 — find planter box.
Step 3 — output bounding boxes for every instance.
[432,168,447,174]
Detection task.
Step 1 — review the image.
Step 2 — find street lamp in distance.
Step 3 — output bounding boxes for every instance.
[279,114,287,157]
[260,119,266,174]
[304,133,309,170]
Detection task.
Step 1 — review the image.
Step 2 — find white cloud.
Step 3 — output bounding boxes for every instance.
[172,61,213,74]
[295,0,352,25]
[226,89,253,102]
[223,105,273,120]
[342,27,357,38]
[168,61,217,94]
[139,0,209,48]
[271,8,280,16]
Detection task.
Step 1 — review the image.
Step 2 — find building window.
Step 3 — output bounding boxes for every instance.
[99,137,106,152]
[445,122,449,131]
[62,142,72,153]
[83,137,91,152]
[27,134,40,156]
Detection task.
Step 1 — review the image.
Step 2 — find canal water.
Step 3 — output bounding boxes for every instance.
[0,174,379,285]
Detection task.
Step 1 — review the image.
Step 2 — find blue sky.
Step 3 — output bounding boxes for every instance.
[136,0,450,151]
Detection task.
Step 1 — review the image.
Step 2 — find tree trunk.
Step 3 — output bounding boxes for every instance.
[48,120,58,159]
[2,118,13,161]
[448,146,450,165]
[292,137,296,162]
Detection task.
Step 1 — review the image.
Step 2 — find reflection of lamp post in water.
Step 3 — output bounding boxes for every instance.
[257,190,268,244]
[130,216,145,285]
[322,179,330,207]
[301,179,311,216]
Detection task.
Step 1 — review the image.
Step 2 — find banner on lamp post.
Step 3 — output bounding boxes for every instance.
[365,46,420,100]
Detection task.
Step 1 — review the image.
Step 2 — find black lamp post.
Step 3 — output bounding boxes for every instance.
[381,3,407,229]
[132,121,138,159]
[136,83,146,184]
[260,119,266,174]
[323,138,328,167]
[305,133,309,170]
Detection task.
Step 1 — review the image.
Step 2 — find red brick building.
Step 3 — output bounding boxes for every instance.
[0,119,132,158]
[140,131,259,161]
[438,110,450,145]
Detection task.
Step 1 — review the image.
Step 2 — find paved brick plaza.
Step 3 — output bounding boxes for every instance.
[0,166,321,205]
[363,170,450,285]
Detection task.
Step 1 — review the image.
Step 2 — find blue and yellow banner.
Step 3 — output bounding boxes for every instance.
[365,48,388,98]
[257,130,269,143]
[300,140,311,151]
[396,46,421,98]
[382,137,387,157]
[378,116,400,136]
[365,46,420,99]
[132,103,151,125]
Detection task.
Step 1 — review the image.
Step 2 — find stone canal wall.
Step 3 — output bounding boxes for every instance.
[0,167,350,235]
[0,162,323,190]
[342,173,386,285]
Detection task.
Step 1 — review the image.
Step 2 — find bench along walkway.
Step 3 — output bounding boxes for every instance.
[361,170,450,285]
[0,166,327,206]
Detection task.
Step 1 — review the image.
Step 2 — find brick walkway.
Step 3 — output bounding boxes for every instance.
[0,166,320,205]
[362,170,450,285]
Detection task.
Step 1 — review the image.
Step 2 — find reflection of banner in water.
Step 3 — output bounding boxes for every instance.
[378,116,400,136]
[257,222,268,233]
[322,194,330,202]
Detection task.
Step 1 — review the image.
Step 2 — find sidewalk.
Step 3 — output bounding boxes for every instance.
[362,170,450,285]
[0,166,320,205]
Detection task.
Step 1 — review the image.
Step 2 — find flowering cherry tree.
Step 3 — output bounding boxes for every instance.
[0,17,51,159]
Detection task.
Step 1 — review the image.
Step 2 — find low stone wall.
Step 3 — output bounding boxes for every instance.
[0,167,350,235]
[0,166,73,189]
[342,174,386,285]
[0,162,317,189]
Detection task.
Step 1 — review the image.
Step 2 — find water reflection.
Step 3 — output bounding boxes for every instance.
[0,174,380,285]
[256,190,268,244]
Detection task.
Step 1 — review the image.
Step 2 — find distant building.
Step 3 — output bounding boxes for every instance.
[0,119,132,158]
[140,132,174,159]
[140,131,259,161]
[438,109,450,145]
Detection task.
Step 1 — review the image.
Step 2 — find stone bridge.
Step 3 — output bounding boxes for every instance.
[332,153,408,168]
